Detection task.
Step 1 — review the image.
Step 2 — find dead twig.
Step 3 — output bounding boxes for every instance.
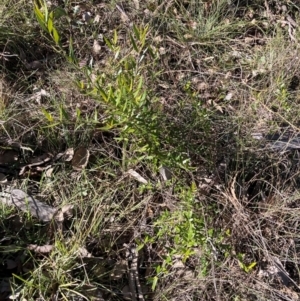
[124,243,144,301]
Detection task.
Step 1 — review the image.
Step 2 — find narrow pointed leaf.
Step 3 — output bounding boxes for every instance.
[130,34,138,52]
[34,4,47,32]
[52,27,60,44]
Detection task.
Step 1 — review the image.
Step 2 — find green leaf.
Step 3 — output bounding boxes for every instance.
[47,14,53,33]
[151,276,158,291]
[113,29,118,45]
[133,24,140,40]
[115,91,122,106]
[134,77,143,98]
[68,37,76,63]
[238,260,245,270]
[246,262,257,272]
[52,6,67,19]
[139,91,147,105]
[34,3,47,32]
[114,49,120,60]
[42,108,53,122]
[12,274,33,286]
[76,108,81,120]
[52,26,60,44]
[93,110,98,122]
[59,105,69,121]
[42,122,60,128]
[130,33,138,52]
[99,120,115,130]
[147,45,156,59]
[98,86,108,102]
[136,240,144,251]
[128,77,133,92]
[104,36,113,50]
[42,0,49,22]
[108,86,114,99]
[191,181,197,193]
[34,0,43,7]
[140,25,149,46]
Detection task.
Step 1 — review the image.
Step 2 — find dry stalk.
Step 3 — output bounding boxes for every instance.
[124,243,144,301]
[220,173,248,220]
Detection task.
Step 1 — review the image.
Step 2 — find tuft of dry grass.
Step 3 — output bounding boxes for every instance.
[2,0,300,300]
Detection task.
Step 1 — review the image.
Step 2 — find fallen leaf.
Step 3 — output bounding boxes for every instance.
[173,259,185,269]
[224,92,233,101]
[94,14,100,24]
[25,88,50,104]
[19,153,53,175]
[82,11,92,23]
[182,268,195,281]
[0,189,57,222]
[45,167,54,178]
[79,57,88,68]
[27,244,53,253]
[93,39,101,55]
[29,153,52,165]
[8,291,21,300]
[78,247,92,257]
[61,204,74,219]
[56,147,74,162]
[213,101,223,113]
[195,82,208,91]
[72,147,90,170]
[116,5,130,23]
[127,169,148,184]
[159,166,172,181]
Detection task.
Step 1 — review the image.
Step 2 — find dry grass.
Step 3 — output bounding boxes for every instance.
[1,0,300,300]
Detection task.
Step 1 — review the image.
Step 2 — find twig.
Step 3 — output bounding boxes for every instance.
[124,243,144,301]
